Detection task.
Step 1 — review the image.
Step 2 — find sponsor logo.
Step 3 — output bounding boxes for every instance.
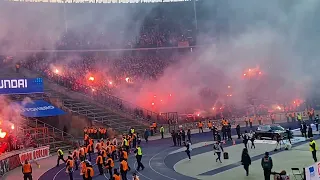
[0,79,27,89]
[19,146,50,164]
[21,106,55,112]
[310,166,315,177]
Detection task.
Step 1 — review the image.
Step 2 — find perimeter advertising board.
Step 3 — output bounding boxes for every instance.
[305,161,320,180]
[0,78,43,94]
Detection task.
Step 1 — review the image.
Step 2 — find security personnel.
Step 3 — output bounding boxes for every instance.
[66,156,74,180]
[101,148,107,163]
[106,154,114,179]
[121,148,128,161]
[160,126,165,139]
[120,159,130,180]
[57,148,66,167]
[113,169,121,180]
[198,121,203,133]
[96,152,104,175]
[244,117,248,127]
[249,117,253,128]
[79,146,86,162]
[297,113,302,123]
[207,121,213,130]
[87,140,94,161]
[80,161,87,180]
[261,152,273,180]
[152,122,157,132]
[134,145,145,171]
[22,160,32,180]
[310,138,318,162]
[130,127,135,135]
[122,137,129,153]
[85,163,94,180]
[72,147,79,170]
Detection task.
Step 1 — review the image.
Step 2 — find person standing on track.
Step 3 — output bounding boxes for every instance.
[309,138,318,162]
[241,148,251,176]
[134,145,145,171]
[96,152,104,175]
[22,160,33,180]
[56,148,66,167]
[242,131,249,149]
[113,169,121,180]
[261,152,273,180]
[85,162,94,180]
[66,156,74,180]
[106,154,115,179]
[184,140,192,160]
[72,147,79,170]
[160,125,165,139]
[213,141,224,163]
[120,159,130,180]
[187,129,191,143]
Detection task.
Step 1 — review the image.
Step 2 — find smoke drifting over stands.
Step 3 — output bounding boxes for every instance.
[1,0,320,116]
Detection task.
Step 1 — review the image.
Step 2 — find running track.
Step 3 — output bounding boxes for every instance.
[39,121,310,180]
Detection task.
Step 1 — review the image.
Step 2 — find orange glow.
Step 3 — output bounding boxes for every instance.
[248,69,251,72]
[243,73,247,76]
[169,94,172,97]
[109,81,113,85]
[154,95,157,98]
[0,129,6,138]
[293,101,296,104]
[125,77,130,83]
[212,107,215,110]
[151,102,155,106]
[91,88,95,92]
[259,71,262,75]
[11,124,14,130]
[55,69,59,74]
[197,114,200,117]
[220,107,222,110]
[227,86,231,88]
[89,76,95,81]
[160,99,163,102]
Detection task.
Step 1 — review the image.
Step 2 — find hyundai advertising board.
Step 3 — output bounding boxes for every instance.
[0,78,43,95]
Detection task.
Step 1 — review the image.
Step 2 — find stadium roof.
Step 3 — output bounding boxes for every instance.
[7,0,193,3]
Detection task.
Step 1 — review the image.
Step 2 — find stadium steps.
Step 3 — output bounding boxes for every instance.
[14,67,149,135]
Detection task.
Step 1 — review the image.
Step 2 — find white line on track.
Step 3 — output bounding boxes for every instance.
[148,147,177,180]
[134,161,153,180]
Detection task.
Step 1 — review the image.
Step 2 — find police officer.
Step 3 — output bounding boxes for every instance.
[72,148,79,170]
[135,145,145,171]
[22,160,32,180]
[310,138,318,162]
[57,148,66,167]
[113,168,121,180]
[261,152,273,180]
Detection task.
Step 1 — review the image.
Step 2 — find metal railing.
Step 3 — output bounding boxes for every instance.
[25,67,162,123]
[24,117,77,148]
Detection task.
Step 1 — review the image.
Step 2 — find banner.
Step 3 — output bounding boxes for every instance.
[0,78,44,95]
[305,161,320,180]
[13,100,66,117]
[19,146,50,164]
[0,154,21,177]
[178,41,189,47]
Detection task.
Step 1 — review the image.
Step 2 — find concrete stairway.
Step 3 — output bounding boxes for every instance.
[15,67,149,135]
[0,67,75,153]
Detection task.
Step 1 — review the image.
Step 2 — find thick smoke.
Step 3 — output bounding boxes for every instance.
[1,0,320,115]
[117,0,320,113]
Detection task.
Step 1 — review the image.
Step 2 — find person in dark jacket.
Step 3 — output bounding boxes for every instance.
[261,152,273,180]
[181,129,186,143]
[171,130,177,146]
[144,129,149,143]
[315,115,319,131]
[187,129,191,143]
[241,148,251,176]
[236,124,241,139]
[184,140,192,160]
[308,125,313,138]
[177,131,182,146]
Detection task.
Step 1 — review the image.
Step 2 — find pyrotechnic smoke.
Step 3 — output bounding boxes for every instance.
[117,0,320,113]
